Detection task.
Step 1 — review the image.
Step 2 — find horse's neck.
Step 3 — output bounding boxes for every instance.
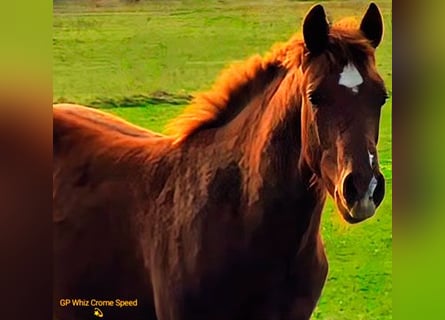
[238,69,307,194]
[236,69,326,248]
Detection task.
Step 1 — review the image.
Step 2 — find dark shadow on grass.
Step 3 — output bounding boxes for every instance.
[54,91,193,109]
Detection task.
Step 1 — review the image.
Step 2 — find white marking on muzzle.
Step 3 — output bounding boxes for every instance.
[351,173,378,219]
[350,151,378,220]
[339,62,363,94]
[368,150,374,168]
[367,150,377,197]
[367,176,378,198]
[367,150,378,198]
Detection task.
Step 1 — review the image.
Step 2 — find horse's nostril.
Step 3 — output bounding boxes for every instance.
[343,173,358,206]
[373,173,385,206]
[342,172,385,208]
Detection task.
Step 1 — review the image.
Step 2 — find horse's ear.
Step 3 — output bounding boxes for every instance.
[303,4,330,55]
[360,2,384,48]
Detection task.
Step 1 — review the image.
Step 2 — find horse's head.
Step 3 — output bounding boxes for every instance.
[298,3,387,223]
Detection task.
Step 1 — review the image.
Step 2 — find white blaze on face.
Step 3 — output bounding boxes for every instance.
[339,62,363,94]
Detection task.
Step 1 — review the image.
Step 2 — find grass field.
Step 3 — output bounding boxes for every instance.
[53,1,392,319]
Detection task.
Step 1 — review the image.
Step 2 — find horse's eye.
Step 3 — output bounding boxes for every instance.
[308,92,322,106]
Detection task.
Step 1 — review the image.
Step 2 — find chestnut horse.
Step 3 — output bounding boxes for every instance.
[53,3,387,320]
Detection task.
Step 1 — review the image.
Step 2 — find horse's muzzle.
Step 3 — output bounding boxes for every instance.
[335,171,385,223]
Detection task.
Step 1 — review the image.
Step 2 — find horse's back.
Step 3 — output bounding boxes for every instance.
[53,103,164,144]
[53,103,164,320]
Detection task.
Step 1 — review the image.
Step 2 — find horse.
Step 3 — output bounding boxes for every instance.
[53,3,387,320]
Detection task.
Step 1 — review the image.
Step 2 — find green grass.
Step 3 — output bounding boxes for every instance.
[106,104,183,133]
[54,1,392,319]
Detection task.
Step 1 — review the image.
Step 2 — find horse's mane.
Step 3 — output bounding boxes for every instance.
[166,18,376,142]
